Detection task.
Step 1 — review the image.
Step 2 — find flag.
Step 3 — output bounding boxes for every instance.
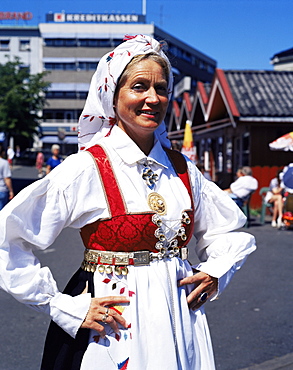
[181,120,197,162]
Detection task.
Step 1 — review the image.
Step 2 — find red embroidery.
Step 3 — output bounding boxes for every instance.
[80,145,194,252]
[115,333,120,341]
[102,278,111,284]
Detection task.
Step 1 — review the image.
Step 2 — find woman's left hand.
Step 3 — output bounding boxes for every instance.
[178,270,218,311]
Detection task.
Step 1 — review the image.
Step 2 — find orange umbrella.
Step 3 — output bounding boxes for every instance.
[269,132,293,151]
[181,120,197,162]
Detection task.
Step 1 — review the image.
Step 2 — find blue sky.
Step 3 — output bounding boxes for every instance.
[1,0,292,70]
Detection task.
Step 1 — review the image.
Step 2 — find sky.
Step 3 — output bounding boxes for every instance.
[1,0,292,70]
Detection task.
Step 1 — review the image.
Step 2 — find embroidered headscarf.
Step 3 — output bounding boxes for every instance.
[78,34,173,150]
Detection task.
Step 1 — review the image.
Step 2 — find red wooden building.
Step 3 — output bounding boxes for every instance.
[168,69,293,208]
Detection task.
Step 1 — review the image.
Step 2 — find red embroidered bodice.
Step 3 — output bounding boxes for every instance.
[80,145,194,253]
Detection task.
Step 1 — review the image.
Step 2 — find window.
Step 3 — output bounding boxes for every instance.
[44,38,77,47]
[207,65,215,74]
[44,39,54,46]
[44,62,76,70]
[78,61,97,70]
[54,39,64,47]
[44,37,122,48]
[19,39,30,51]
[65,39,77,47]
[88,39,99,47]
[43,110,79,121]
[78,91,88,99]
[64,63,75,70]
[19,65,30,73]
[46,91,88,99]
[0,39,10,50]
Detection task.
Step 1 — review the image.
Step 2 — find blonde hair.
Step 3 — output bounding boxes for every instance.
[51,144,60,153]
[116,53,170,90]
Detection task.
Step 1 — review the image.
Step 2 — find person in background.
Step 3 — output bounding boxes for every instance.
[36,151,45,178]
[0,146,14,210]
[0,35,256,370]
[46,144,62,174]
[282,163,293,193]
[15,145,21,159]
[224,166,258,207]
[6,146,15,169]
[264,170,284,228]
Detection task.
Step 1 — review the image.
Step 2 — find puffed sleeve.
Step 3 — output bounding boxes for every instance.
[0,153,107,337]
[189,163,256,298]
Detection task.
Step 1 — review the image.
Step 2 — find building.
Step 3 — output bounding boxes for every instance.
[0,25,42,74]
[0,13,217,153]
[271,47,293,71]
[168,69,293,208]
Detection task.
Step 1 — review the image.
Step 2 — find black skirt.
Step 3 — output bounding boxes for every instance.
[41,268,94,370]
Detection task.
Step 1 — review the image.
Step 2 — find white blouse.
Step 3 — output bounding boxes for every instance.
[0,126,256,338]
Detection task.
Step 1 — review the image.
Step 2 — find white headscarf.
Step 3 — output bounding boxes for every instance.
[78,34,173,150]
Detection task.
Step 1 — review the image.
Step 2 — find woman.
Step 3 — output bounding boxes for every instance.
[0,35,256,369]
[265,170,284,227]
[46,144,62,174]
[36,151,45,178]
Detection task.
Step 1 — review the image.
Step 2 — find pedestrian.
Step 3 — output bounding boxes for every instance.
[36,151,45,178]
[0,145,14,210]
[265,170,284,228]
[0,35,256,370]
[6,146,15,169]
[15,145,21,158]
[224,166,258,207]
[46,144,62,174]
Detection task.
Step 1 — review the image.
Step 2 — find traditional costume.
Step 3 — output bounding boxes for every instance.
[0,35,256,370]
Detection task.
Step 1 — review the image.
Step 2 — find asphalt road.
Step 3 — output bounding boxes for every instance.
[0,166,292,369]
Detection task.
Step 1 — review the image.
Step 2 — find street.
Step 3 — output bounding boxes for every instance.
[0,167,292,369]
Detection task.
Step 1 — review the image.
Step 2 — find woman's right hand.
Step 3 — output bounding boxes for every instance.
[81,296,130,337]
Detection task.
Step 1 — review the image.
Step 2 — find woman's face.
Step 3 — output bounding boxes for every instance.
[52,149,59,157]
[114,58,169,142]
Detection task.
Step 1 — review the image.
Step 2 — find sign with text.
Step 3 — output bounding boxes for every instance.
[46,13,145,23]
[174,76,191,98]
[0,11,33,21]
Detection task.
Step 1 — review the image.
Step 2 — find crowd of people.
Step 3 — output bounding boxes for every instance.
[197,162,293,229]
[265,165,293,228]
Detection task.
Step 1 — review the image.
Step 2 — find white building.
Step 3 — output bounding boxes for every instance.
[0,26,42,74]
[0,13,217,153]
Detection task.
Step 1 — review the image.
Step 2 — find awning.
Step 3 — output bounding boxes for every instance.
[41,136,78,144]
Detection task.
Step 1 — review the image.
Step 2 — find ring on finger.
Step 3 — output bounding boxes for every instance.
[199,292,208,302]
[105,307,109,314]
[101,313,108,322]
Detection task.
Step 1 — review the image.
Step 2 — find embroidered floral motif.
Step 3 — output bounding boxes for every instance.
[98,77,111,93]
[106,52,114,62]
[118,358,129,369]
[105,116,117,137]
[83,114,95,122]
[102,278,111,284]
[115,333,120,341]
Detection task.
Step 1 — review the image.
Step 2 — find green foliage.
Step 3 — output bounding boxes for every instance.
[0,57,50,140]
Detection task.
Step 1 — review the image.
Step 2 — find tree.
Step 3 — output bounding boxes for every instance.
[0,57,50,146]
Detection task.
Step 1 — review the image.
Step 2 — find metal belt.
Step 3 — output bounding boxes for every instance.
[81,247,189,273]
